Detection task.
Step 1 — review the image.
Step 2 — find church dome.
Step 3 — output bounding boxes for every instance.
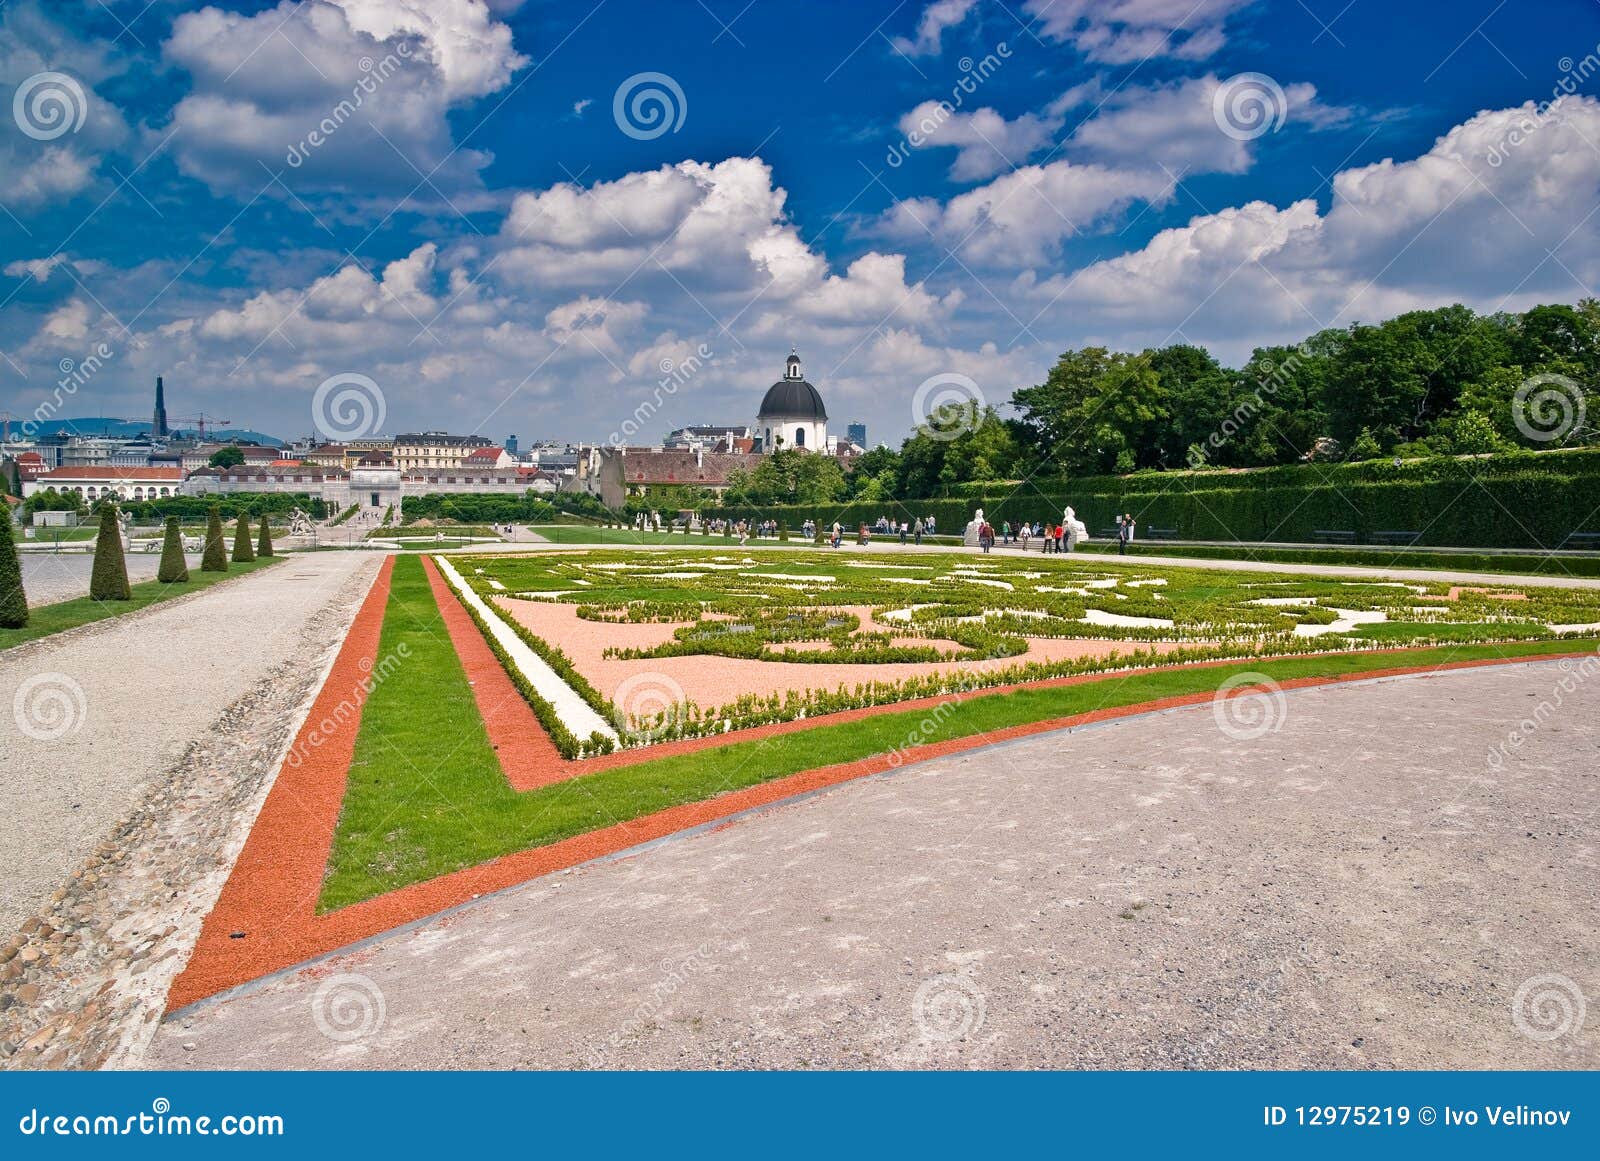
[758,378,827,420]
[758,348,827,420]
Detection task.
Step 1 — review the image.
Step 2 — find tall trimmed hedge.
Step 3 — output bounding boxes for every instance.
[232,513,255,562]
[709,449,1600,550]
[0,512,26,628]
[89,505,131,601]
[257,514,274,557]
[157,516,189,583]
[201,505,228,572]
[120,493,328,523]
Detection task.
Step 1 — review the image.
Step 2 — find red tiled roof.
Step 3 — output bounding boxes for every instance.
[465,446,503,460]
[36,466,184,481]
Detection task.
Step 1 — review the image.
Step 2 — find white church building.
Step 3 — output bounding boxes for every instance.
[755,349,829,453]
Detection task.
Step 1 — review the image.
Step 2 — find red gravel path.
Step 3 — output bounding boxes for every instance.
[165,556,1596,1011]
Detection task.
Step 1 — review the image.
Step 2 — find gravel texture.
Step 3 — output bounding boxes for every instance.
[0,551,381,1068]
[19,552,196,607]
[146,660,1598,1070]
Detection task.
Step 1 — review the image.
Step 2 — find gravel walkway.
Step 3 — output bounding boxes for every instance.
[147,660,1598,1070]
[0,551,381,1066]
[19,552,196,607]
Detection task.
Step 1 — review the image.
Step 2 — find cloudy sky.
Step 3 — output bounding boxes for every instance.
[1,0,1597,447]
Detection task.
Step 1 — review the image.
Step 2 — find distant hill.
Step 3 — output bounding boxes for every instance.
[20,418,285,447]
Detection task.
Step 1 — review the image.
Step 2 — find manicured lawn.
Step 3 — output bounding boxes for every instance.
[321,554,504,909]
[369,524,503,540]
[0,556,282,651]
[319,611,1597,909]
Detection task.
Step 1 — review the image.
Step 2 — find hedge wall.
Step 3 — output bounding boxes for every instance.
[119,492,328,522]
[709,449,1600,549]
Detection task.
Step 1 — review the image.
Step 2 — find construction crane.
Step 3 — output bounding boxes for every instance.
[170,414,233,440]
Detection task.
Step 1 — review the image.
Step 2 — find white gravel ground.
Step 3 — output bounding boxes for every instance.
[18,553,202,607]
[0,552,378,942]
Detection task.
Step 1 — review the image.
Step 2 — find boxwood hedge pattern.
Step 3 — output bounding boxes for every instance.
[458,549,1600,745]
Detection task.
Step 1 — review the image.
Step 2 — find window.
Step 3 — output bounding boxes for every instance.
[794,427,806,448]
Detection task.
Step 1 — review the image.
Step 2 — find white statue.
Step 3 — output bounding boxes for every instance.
[963,506,987,548]
[1062,505,1088,551]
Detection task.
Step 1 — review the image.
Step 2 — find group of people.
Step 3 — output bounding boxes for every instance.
[869,514,936,537]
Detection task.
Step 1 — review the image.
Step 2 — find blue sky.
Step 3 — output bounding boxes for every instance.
[1,0,1598,447]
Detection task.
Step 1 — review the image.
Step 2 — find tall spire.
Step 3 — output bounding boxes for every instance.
[152,375,168,438]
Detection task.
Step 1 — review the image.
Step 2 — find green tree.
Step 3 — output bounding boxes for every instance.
[0,508,26,628]
[257,512,274,557]
[157,515,189,583]
[1012,348,1169,474]
[89,504,131,601]
[201,505,228,572]
[232,512,256,562]
[723,449,847,505]
[209,445,246,468]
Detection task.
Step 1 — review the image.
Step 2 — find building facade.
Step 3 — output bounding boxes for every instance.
[755,350,828,453]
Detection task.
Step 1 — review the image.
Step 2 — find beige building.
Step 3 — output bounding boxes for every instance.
[391,432,494,470]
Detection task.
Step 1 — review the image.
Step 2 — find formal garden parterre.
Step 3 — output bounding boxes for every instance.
[167,546,1600,1009]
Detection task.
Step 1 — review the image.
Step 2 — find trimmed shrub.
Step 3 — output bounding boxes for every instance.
[201,505,228,572]
[232,512,255,562]
[157,516,189,583]
[89,505,131,601]
[0,512,27,628]
[257,514,274,557]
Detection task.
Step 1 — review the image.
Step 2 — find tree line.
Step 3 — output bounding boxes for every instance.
[715,300,1599,506]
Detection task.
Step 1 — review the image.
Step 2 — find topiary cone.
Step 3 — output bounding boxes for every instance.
[0,510,27,628]
[89,504,131,601]
[257,513,274,557]
[232,512,255,563]
[201,505,228,572]
[157,515,189,583]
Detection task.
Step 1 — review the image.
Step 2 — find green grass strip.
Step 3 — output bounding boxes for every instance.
[320,555,507,910]
[1,556,282,651]
[319,615,1597,910]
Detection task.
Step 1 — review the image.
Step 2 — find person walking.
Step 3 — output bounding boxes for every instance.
[913,517,923,545]
[1001,519,1011,545]
[979,519,994,553]
[1116,514,1129,555]
[830,521,842,548]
